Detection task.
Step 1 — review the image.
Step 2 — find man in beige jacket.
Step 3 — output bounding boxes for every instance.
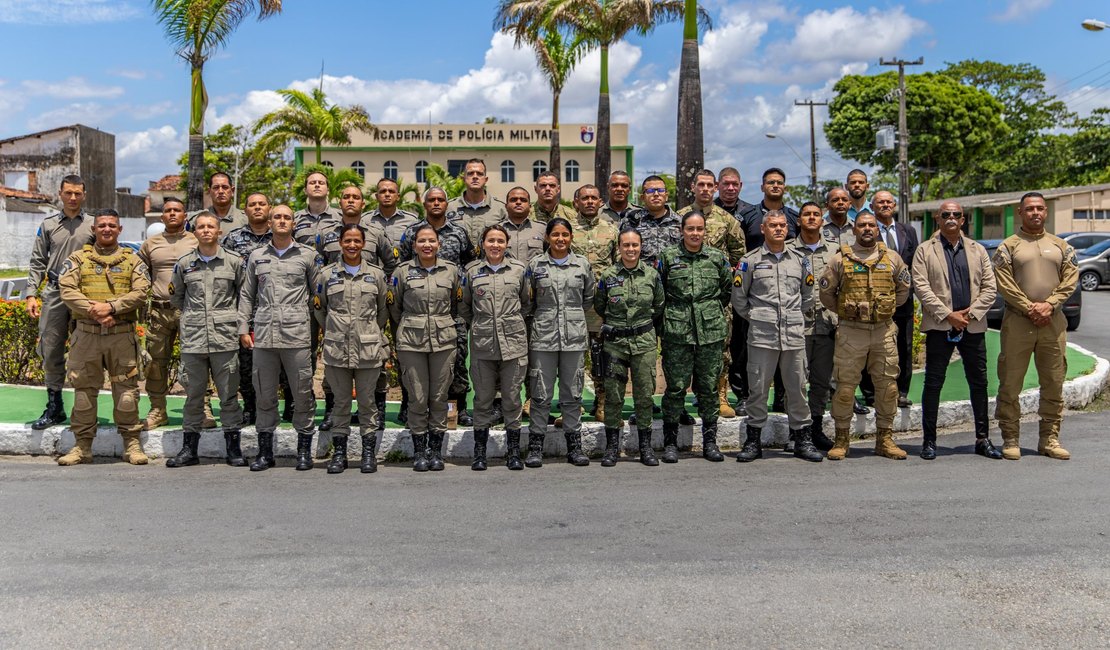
[911,201,1001,460]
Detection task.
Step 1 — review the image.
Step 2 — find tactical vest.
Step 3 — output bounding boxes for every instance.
[77,245,139,321]
[836,242,896,323]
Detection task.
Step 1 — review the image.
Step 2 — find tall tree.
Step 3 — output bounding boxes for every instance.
[175,123,295,207]
[674,0,704,209]
[253,87,374,165]
[151,0,283,211]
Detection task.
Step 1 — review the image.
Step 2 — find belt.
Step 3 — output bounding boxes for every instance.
[150,299,174,308]
[608,322,655,339]
[75,320,135,335]
[838,319,889,330]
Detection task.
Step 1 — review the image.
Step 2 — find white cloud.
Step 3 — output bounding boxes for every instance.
[0,0,140,24]
[115,125,185,193]
[21,77,124,99]
[26,101,176,131]
[993,0,1053,22]
[1061,84,1110,120]
[111,69,148,81]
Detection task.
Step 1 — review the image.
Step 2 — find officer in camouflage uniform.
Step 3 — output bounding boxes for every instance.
[678,169,745,420]
[166,212,246,468]
[819,213,911,460]
[594,227,664,467]
[732,211,823,463]
[187,172,246,233]
[531,171,577,223]
[658,211,733,464]
[56,210,151,466]
[619,175,682,266]
[601,170,640,223]
[26,174,94,430]
[446,158,507,243]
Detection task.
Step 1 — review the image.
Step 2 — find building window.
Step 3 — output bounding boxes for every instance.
[501,160,515,183]
[351,160,365,179]
[321,160,334,168]
[1076,210,1089,220]
[383,160,398,181]
[532,160,548,182]
[565,159,580,183]
[415,160,429,184]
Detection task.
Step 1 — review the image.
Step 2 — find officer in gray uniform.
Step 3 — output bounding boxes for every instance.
[732,211,823,463]
[446,158,507,243]
[238,204,323,472]
[501,187,547,263]
[822,187,856,246]
[167,212,246,467]
[27,174,95,429]
[186,171,246,232]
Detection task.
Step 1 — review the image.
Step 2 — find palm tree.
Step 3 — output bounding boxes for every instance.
[423,164,466,200]
[151,0,283,211]
[291,164,364,211]
[253,87,374,165]
[674,0,704,210]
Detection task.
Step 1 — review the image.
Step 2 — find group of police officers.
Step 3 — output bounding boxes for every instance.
[25,160,1078,470]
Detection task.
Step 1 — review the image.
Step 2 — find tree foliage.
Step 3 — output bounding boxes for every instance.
[253,87,374,164]
[290,164,365,211]
[176,124,295,208]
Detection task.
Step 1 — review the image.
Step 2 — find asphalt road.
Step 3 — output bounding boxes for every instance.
[2,408,1108,648]
[1069,289,1110,357]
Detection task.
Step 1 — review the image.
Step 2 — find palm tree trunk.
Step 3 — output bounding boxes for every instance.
[675,0,704,211]
[186,63,207,211]
[594,44,611,201]
[550,92,561,180]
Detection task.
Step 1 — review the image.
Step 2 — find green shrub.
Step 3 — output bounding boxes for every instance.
[0,300,44,384]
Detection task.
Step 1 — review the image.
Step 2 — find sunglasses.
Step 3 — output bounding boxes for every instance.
[643,188,667,195]
[939,211,964,218]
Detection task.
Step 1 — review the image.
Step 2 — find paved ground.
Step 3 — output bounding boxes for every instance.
[1069,289,1110,355]
[1,407,1108,648]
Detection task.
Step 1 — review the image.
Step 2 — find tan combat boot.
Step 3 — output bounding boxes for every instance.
[57,437,94,465]
[593,386,606,423]
[143,405,169,431]
[826,428,852,460]
[718,376,736,418]
[122,434,149,465]
[1001,431,1021,460]
[202,397,217,429]
[874,428,907,460]
[1038,433,1070,460]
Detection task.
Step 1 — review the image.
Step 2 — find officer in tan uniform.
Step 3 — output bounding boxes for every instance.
[993,192,1079,460]
[139,197,198,429]
[56,209,151,465]
[532,171,577,223]
[501,187,546,263]
[166,212,245,467]
[678,169,746,419]
[819,213,911,460]
[447,158,508,242]
[26,174,95,430]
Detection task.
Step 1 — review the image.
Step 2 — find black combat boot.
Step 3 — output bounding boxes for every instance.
[453,394,473,427]
[490,398,504,427]
[564,429,590,466]
[295,433,314,471]
[638,427,658,466]
[600,427,621,467]
[360,434,378,473]
[524,433,545,468]
[810,417,834,452]
[702,421,724,462]
[374,391,388,431]
[662,422,680,464]
[31,388,67,430]
[506,429,524,470]
[319,391,334,432]
[793,426,824,462]
[411,433,429,472]
[678,410,696,426]
[920,434,937,460]
[224,430,247,467]
[250,432,275,471]
[327,436,348,474]
[472,428,489,471]
[166,431,201,467]
[736,425,762,462]
[427,431,446,471]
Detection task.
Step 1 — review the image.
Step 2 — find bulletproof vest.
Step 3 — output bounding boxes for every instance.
[836,242,896,323]
[77,245,139,320]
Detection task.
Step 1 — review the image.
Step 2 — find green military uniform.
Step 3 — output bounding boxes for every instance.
[790,235,840,429]
[447,193,507,244]
[167,245,245,466]
[531,201,576,224]
[500,216,547,263]
[993,230,1079,460]
[56,243,151,465]
[569,211,619,423]
[819,242,911,459]
[187,206,246,233]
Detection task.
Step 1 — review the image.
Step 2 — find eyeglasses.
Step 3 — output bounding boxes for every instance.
[939,211,964,218]
[643,188,667,195]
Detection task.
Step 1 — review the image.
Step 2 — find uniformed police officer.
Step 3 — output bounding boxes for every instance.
[525,218,596,467]
[187,172,246,232]
[446,158,507,243]
[819,213,912,460]
[389,223,461,472]
[658,211,734,463]
[166,212,245,467]
[56,209,151,465]
[993,192,1079,460]
[139,197,198,430]
[822,187,856,246]
[459,223,531,470]
[238,204,322,472]
[619,175,681,267]
[594,227,664,466]
[531,171,577,223]
[501,187,546,263]
[314,223,389,474]
[27,174,94,430]
[732,211,823,463]
[601,171,640,223]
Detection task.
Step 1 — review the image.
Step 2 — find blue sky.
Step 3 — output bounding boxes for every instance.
[2,0,1109,202]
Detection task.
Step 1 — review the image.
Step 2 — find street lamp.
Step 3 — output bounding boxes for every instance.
[765,133,815,199]
[1082,18,1108,31]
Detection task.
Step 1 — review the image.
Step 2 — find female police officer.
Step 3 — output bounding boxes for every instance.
[314,223,389,475]
[593,227,664,466]
[460,223,531,471]
[525,217,595,468]
[388,224,460,472]
[658,211,733,463]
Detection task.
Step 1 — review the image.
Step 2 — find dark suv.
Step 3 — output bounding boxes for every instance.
[980,239,1081,331]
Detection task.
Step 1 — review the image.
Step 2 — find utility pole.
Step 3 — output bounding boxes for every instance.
[880,57,923,223]
[794,99,827,201]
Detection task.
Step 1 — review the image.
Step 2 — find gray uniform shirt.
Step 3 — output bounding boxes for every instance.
[789,235,840,336]
[169,247,244,354]
[187,207,246,233]
[459,258,531,361]
[731,245,814,351]
[822,217,856,246]
[388,259,460,353]
[313,260,389,369]
[293,207,341,246]
[316,220,397,277]
[500,217,547,263]
[238,241,322,348]
[28,211,94,295]
[526,252,596,352]
[363,209,420,249]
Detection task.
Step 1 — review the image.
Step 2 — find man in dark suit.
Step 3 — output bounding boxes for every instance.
[871,190,919,407]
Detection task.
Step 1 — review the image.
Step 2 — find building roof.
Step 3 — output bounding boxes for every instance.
[909,183,1110,212]
[0,124,83,146]
[0,185,51,202]
[148,174,182,191]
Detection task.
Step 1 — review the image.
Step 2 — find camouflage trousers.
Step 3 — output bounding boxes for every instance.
[603,350,656,429]
[662,341,724,425]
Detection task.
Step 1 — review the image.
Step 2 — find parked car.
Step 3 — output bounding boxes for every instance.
[980,239,1081,331]
[1077,239,1110,292]
[1059,232,1110,251]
